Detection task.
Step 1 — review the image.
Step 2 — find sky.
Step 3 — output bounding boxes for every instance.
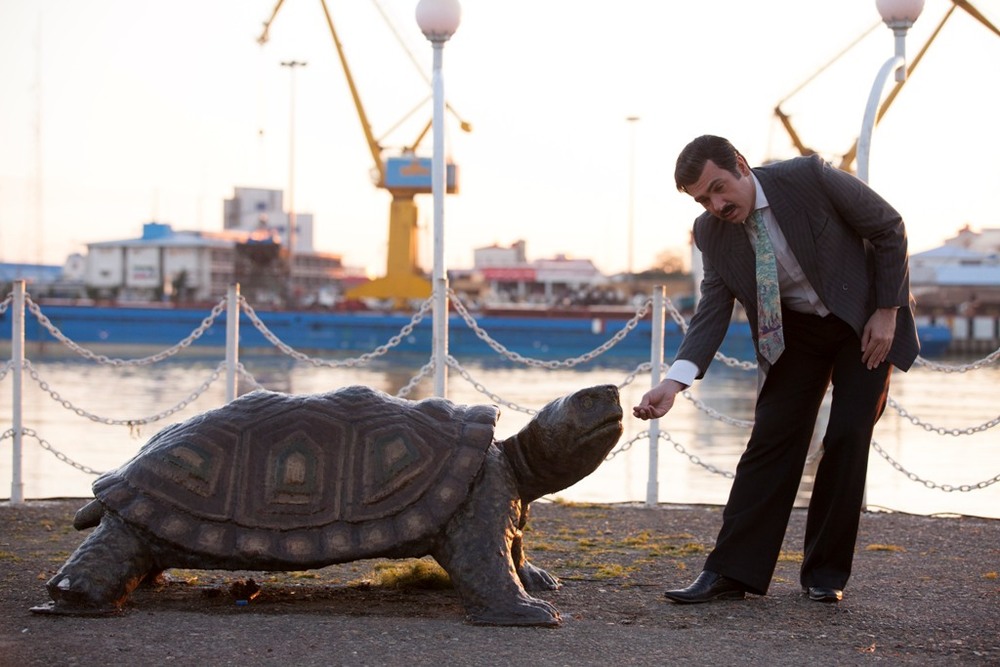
[1,0,999,279]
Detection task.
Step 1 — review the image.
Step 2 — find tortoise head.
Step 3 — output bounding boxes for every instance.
[500,384,623,503]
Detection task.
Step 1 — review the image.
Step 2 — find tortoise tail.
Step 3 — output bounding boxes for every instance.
[73,500,104,530]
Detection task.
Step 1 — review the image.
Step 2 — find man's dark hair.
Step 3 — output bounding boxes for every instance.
[674,135,747,192]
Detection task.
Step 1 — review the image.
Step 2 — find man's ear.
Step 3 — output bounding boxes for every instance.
[736,155,751,176]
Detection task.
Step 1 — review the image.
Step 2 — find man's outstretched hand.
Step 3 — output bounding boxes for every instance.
[633,379,687,420]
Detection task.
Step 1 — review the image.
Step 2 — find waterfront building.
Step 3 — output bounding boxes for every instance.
[911,231,1000,314]
[80,187,364,305]
[450,240,616,307]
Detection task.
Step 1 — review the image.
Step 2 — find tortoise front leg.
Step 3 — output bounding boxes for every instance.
[434,451,560,627]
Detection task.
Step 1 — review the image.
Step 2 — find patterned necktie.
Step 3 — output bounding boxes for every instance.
[747,209,785,364]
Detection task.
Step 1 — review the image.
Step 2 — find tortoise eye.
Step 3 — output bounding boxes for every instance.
[582,397,594,410]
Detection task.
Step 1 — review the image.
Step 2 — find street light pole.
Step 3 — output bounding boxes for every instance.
[416,0,461,398]
[281,59,307,297]
[626,116,640,280]
[857,0,924,183]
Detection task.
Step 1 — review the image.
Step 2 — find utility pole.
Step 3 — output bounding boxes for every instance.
[626,116,640,280]
[281,59,307,300]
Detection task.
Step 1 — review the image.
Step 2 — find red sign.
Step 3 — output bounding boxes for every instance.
[481,267,537,281]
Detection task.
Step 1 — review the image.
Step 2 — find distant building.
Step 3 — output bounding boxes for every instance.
[454,240,614,306]
[911,228,1000,314]
[942,225,1000,255]
[0,255,87,298]
[81,187,364,306]
[85,223,239,302]
[0,262,63,285]
[473,240,527,268]
[223,187,314,254]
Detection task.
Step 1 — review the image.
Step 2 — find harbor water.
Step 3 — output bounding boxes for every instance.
[1,348,998,520]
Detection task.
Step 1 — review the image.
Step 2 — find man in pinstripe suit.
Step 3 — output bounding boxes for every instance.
[634,135,919,604]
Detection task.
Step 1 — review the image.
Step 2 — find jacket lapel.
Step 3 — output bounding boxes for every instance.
[699,216,755,305]
[755,167,824,294]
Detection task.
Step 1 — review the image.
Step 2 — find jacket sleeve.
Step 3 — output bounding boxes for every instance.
[815,157,911,309]
[674,226,739,379]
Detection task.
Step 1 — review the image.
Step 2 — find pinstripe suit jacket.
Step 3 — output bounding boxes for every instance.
[676,154,919,377]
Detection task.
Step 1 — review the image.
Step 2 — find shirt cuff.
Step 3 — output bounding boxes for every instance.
[665,359,699,387]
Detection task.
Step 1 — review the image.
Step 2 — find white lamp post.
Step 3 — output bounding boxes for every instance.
[281,59,307,296]
[416,0,461,398]
[857,0,924,183]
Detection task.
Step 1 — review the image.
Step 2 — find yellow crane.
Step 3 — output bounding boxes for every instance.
[258,0,471,306]
[773,0,999,173]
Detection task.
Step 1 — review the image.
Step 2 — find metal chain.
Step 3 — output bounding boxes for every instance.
[888,396,1000,436]
[237,363,266,391]
[24,358,225,430]
[25,295,228,366]
[605,430,642,461]
[445,355,538,414]
[871,440,1000,492]
[618,361,660,389]
[657,430,736,478]
[239,295,433,367]
[913,347,1000,373]
[394,360,436,398]
[1,427,103,476]
[448,288,651,369]
[6,290,1000,496]
[682,389,755,428]
[611,430,999,493]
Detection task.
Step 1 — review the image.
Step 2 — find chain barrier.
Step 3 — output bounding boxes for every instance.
[1,427,102,476]
[871,440,1000,492]
[240,295,433,367]
[24,295,228,366]
[24,358,225,432]
[653,430,736,479]
[618,361,659,389]
[445,355,538,415]
[682,390,755,428]
[605,430,642,461]
[236,363,265,392]
[449,288,650,369]
[913,347,1000,373]
[394,360,435,398]
[3,290,999,499]
[445,354,658,414]
[888,396,1000,436]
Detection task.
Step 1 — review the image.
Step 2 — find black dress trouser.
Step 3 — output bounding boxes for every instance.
[703,309,893,594]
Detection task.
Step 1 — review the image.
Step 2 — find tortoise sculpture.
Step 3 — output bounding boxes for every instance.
[31,383,622,627]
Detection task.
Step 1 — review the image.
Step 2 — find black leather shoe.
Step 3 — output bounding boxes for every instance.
[804,586,843,603]
[664,571,746,604]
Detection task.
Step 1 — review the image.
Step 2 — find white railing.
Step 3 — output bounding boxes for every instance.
[3,280,999,508]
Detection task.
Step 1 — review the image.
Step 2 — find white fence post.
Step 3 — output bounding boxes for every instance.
[646,285,665,507]
[10,280,25,504]
[225,284,240,403]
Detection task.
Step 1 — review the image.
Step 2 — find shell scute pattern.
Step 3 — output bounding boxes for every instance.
[91,386,499,564]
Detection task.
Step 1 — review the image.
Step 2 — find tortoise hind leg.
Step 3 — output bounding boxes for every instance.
[31,513,158,616]
[434,452,561,627]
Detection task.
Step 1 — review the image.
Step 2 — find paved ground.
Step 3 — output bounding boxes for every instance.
[1,499,998,666]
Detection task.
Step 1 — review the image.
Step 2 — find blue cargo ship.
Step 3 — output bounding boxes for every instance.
[2,303,951,362]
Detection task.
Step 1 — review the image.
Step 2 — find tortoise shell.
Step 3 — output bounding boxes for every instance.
[92,386,499,566]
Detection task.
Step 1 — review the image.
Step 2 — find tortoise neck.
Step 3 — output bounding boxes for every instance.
[499,427,557,503]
